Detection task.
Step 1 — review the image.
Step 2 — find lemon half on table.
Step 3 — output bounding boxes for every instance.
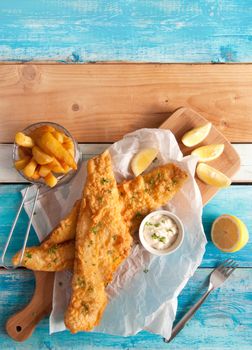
[211,215,249,252]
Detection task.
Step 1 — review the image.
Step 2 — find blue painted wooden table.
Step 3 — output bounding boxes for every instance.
[0,1,252,349]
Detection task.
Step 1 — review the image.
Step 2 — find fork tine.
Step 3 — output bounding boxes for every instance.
[223,261,239,276]
[217,259,233,272]
[225,266,237,277]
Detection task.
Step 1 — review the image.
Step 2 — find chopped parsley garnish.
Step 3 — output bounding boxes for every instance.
[172,179,177,184]
[143,268,149,273]
[100,177,110,185]
[159,236,166,243]
[91,222,101,234]
[48,244,58,254]
[81,302,89,314]
[25,252,32,259]
[149,177,155,185]
[151,233,159,240]
[97,196,103,203]
[135,212,143,219]
[154,223,160,227]
[107,250,113,255]
[145,222,153,226]
[76,277,86,288]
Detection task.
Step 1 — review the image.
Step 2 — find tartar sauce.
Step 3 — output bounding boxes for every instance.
[143,214,178,250]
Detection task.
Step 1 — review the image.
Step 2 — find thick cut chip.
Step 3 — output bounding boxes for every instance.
[35,132,77,170]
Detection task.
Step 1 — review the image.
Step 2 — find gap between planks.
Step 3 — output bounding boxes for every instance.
[1,143,252,183]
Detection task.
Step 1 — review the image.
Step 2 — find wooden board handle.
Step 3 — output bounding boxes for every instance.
[6,271,55,342]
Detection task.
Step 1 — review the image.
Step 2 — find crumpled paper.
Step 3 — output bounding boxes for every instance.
[23,128,207,339]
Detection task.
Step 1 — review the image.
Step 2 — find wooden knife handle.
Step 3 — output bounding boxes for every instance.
[6,271,55,342]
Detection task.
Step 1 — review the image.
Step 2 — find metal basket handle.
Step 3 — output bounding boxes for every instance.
[1,186,40,269]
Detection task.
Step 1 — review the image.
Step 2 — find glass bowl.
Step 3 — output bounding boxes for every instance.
[13,121,81,188]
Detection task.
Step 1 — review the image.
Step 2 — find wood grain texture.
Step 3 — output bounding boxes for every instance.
[0,1,252,63]
[1,143,252,183]
[0,64,252,142]
[160,107,240,204]
[1,184,251,268]
[0,268,251,349]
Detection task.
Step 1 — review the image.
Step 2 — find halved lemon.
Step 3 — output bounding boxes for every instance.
[182,123,212,147]
[211,214,249,252]
[131,148,158,176]
[196,163,231,188]
[191,144,224,162]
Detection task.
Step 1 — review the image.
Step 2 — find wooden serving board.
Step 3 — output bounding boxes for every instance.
[6,107,240,341]
[160,107,241,205]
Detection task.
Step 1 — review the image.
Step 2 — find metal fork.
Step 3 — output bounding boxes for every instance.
[165,259,238,343]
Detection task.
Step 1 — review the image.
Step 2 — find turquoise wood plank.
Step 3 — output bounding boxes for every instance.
[0,0,252,62]
[0,184,251,267]
[202,185,252,267]
[0,268,251,349]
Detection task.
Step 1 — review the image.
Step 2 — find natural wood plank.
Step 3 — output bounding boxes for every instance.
[1,184,251,267]
[0,268,251,349]
[1,143,251,183]
[0,64,252,143]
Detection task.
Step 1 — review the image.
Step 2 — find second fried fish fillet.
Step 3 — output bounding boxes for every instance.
[13,163,188,271]
[64,151,132,333]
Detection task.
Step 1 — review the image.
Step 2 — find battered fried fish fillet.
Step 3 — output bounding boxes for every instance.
[120,162,188,233]
[12,201,80,270]
[12,240,75,271]
[13,163,188,271]
[64,151,132,333]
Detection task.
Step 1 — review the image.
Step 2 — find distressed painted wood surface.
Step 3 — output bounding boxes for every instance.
[1,1,252,348]
[0,1,252,63]
[1,143,252,183]
[0,268,251,349]
[1,64,252,142]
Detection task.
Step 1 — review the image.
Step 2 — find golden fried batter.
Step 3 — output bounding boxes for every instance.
[64,151,132,333]
[120,163,188,233]
[42,200,80,247]
[13,163,188,272]
[12,240,74,271]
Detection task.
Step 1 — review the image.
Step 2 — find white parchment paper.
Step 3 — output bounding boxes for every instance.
[23,128,207,339]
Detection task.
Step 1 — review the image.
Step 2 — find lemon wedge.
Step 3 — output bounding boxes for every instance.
[191,144,224,162]
[131,148,158,176]
[182,123,212,147]
[196,163,231,188]
[211,214,249,252]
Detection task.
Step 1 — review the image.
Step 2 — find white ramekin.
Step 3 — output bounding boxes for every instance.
[139,210,184,256]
